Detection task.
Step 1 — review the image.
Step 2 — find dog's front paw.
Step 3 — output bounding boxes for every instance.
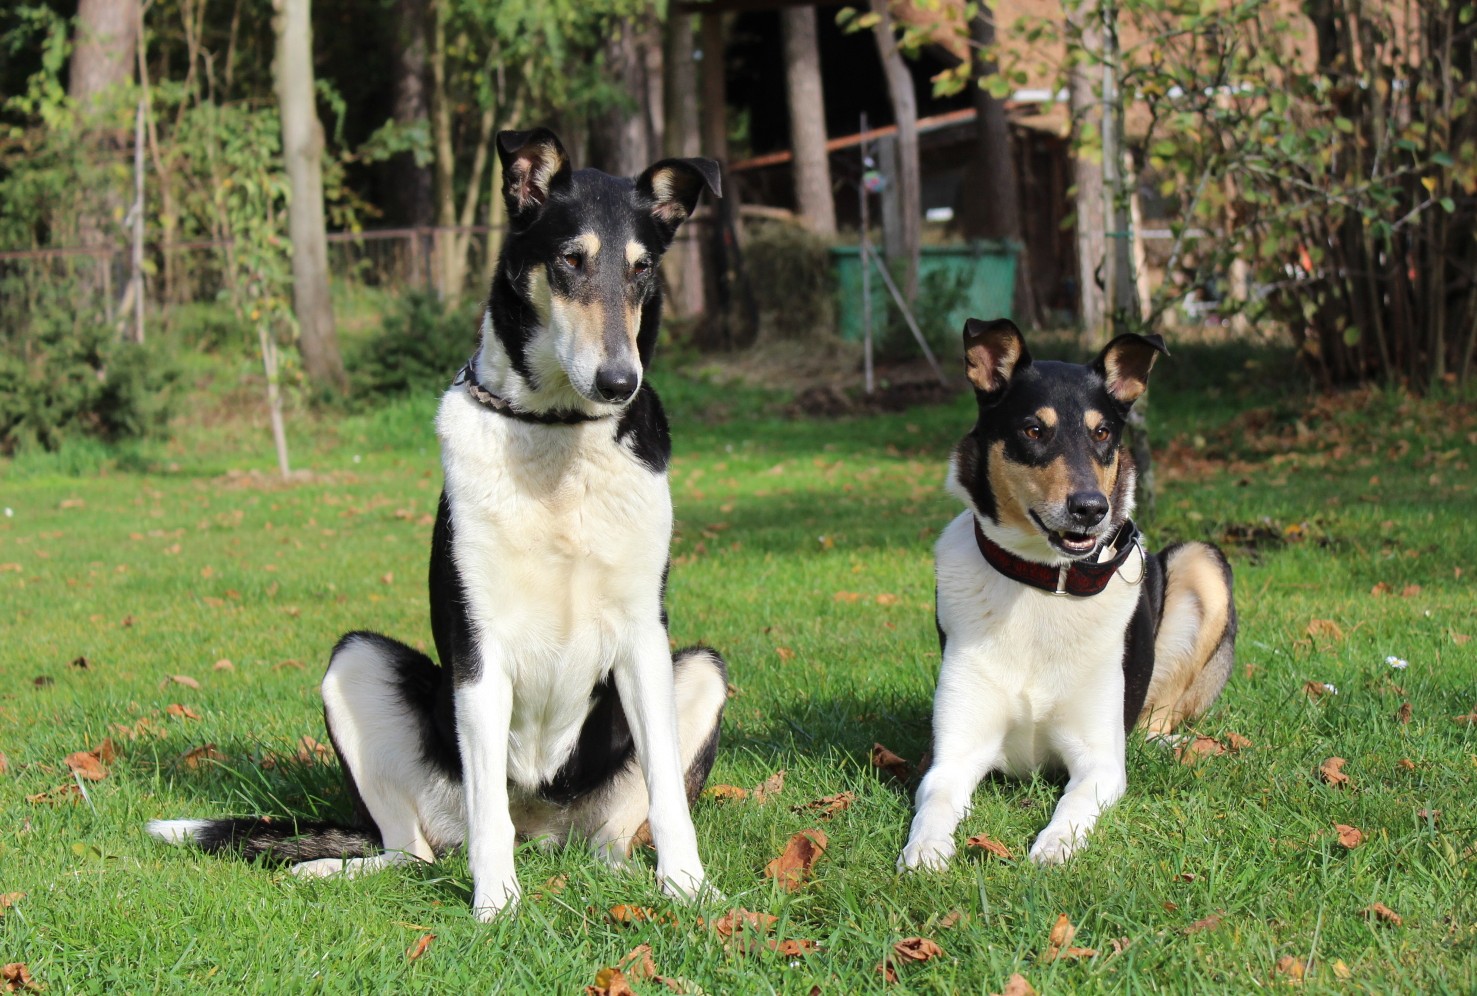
[471,883,521,922]
[656,866,720,904]
[898,836,956,872]
[1028,829,1085,865]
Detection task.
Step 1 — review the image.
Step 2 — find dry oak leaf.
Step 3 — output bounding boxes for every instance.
[966,833,1014,860]
[764,829,828,891]
[770,938,817,957]
[751,770,786,804]
[1335,823,1365,848]
[1225,731,1253,751]
[167,674,201,689]
[1176,735,1227,765]
[1452,706,1477,725]
[1397,701,1412,724]
[938,910,967,929]
[775,647,795,662]
[1365,902,1403,926]
[1397,758,1416,771]
[893,937,945,963]
[212,659,235,671]
[0,752,9,776]
[65,748,109,782]
[405,933,434,962]
[0,893,23,915]
[607,904,676,927]
[2,962,41,993]
[618,944,657,980]
[993,974,1036,996]
[26,783,80,805]
[181,744,226,770]
[1183,912,1224,934]
[791,791,854,820]
[870,743,913,781]
[165,703,201,720]
[705,784,750,802]
[1318,756,1352,788]
[1302,680,1332,701]
[1306,618,1345,642]
[586,967,636,996]
[710,908,778,939]
[1274,955,1306,982]
[1043,914,1098,961]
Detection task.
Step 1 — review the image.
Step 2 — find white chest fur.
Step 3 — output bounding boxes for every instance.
[435,388,672,789]
[933,511,1139,776]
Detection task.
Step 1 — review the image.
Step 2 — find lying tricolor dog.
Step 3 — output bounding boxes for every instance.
[150,129,729,919]
[900,319,1235,871]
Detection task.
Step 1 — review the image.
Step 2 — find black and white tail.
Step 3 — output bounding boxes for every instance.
[146,817,379,864]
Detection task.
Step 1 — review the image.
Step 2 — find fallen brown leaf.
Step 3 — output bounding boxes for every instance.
[710,908,778,939]
[0,893,23,915]
[1303,680,1332,700]
[1047,913,1076,949]
[833,591,862,603]
[1400,584,1422,598]
[1176,734,1227,764]
[770,938,817,957]
[69,656,89,670]
[875,593,900,606]
[2,962,41,993]
[871,743,913,781]
[966,833,1014,860]
[1365,902,1402,926]
[405,933,434,962]
[938,910,967,929]
[751,770,786,804]
[586,966,636,996]
[168,674,201,689]
[1318,756,1351,788]
[993,974,1036,996]
[1397,758,1416,771]
[1396,701,1412,724]
[618,944,657,980]
[1306,618,1344,642]
[1370,581,1391,596]
[1225,731,1253,750]
[764,829,828,891]
[1274,955,1306,981]
[165,703,201,720]
[213,659,235,671]
[1335,823,1365,848]
[0,752,7,775]
[1183,912,1223,934]
[1418,808,1441,825]
[25,783,80,805]
[892,937,944,963]
[775,647,795,662]
[791,791,854,820]
[705,784,749,801]
[65,748,108,781]
[181,744,226,769]
[1452,706,1477,725]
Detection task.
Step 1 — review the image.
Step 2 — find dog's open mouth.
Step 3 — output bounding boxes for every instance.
[1029,511,1102,558]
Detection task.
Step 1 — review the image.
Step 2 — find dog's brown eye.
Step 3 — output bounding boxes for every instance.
[633,259,650,276]
[1092,425,1111,442]
[563,253,582,269]
[1023,425,1042,441]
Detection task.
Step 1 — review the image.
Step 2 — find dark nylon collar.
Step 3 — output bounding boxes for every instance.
[453,353,611,425]
[973,517,1142,596]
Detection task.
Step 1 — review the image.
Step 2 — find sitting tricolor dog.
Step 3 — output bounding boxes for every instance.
[900,318,1236,871]
[150,128,729,920]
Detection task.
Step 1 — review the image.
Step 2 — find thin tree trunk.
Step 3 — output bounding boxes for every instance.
[870,0,920,301]
[699,10,735,346]
[1068,0,1107,342]
[273,0,348,393]
[69,0,140,301]
[388,0,433,230]
[258,319,291,478]
[663,11,705,318]
[589,20,651,176]
[782,5,835,235]
[429,0,455,299]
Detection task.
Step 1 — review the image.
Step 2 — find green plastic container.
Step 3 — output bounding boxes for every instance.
[830,241,1020,342]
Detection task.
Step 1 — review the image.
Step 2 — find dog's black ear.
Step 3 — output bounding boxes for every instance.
[497,128,572,226]
[635,157,722,244]
[963,318,1031,400]
[1092,332,1169,407]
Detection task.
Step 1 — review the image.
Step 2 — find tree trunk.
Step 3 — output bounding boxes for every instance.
[781,5,835,235]
[698,10,735,347]
[588,20,652,176]
[1068,0,1107,342]
[663,11,705,318]
[387,0,433,230]
[870,0,920,301]
[273,0,348,394]
[429,0,455,299]
[69,0,139,300]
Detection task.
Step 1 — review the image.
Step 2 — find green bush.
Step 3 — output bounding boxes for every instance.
[743,220,836,340]
[348,291,479,401]
[0,291,179,454]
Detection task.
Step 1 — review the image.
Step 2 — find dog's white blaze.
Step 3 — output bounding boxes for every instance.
[146,818,211,845]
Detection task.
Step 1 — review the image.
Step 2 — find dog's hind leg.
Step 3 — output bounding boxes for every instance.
[292,633,462,880]
[1139,543,1236,737]
[577,646,727,873]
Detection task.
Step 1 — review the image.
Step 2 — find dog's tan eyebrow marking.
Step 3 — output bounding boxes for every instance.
[1035,407,1058,427]
[577,232,601,259]
[1084,410,1105,430]
[626,240,648,266]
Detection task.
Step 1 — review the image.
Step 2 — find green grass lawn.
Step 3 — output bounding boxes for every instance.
[2,338,1475,993]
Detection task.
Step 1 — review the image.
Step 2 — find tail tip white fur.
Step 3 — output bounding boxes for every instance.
[146,818,211,845]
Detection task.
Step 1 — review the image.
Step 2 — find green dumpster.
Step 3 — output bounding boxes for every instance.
[830,241,1020,342]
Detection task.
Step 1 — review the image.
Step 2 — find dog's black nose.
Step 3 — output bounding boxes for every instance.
[1066,491,1109,527]
[593,366,638,403]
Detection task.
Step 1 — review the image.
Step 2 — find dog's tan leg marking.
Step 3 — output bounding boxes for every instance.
[1139,543,1234,735]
